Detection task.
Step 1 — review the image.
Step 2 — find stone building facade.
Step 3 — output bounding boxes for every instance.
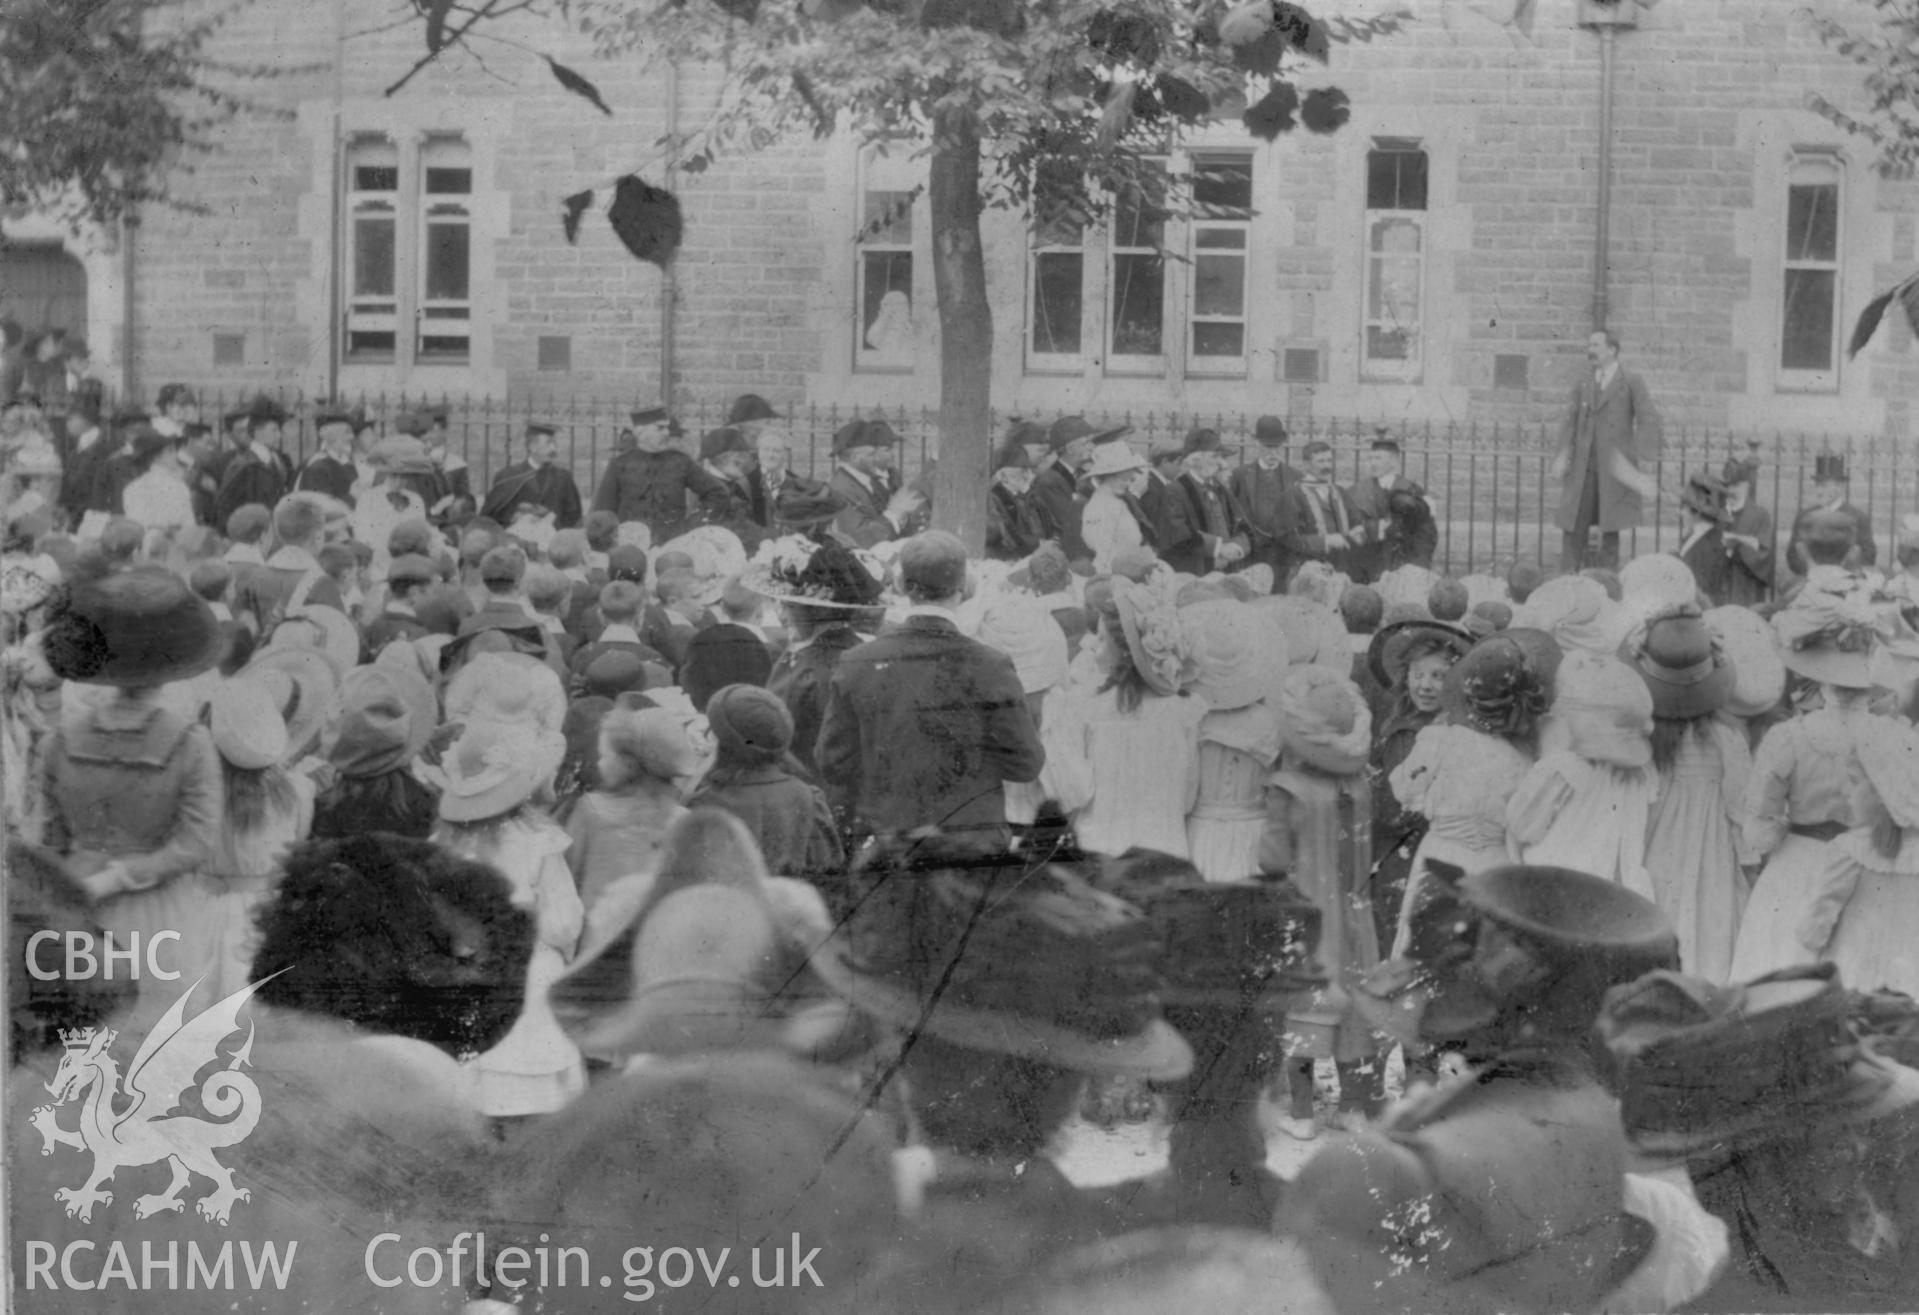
[4,0,1912,439]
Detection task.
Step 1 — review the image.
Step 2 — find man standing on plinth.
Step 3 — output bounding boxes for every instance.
[1549,329,1662,571]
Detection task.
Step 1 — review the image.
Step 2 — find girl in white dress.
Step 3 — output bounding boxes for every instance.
[432,719,585,1119]
[1079,442,1150,574]
[1183,599,1287,882]
[1505,651,1659,898]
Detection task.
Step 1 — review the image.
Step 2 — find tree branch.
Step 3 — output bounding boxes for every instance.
[383,0,511,98]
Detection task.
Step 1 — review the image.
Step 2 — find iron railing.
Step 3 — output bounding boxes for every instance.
[146,388,1916,579]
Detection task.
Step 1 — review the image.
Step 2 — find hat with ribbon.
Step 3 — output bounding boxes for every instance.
[1367,617,1473,691]
[1114,573,1197,697]
[437,719,567,823]
[243,643,343,764]
[742,533,884,611]
[327,653,439,779]
[1771,575,1894,689]
[1085,440,1146,480]
[1551,650,1655,770]
[209,675,289,770]
[444,650,566,736]
[809,836,1194,1080]
[41,565,224,688]
[1441,631,1551,739]
[1627,608,1735,720]
[1512,574,1627,659]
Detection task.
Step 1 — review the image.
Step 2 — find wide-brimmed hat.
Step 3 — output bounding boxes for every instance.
[243,643,342,763]
[1441,632,1551,738]
[1551,651,1655,770]
[265,605,361,673]
[830,418,900,455]
[1101,850,1325,1009]
[438,719,566,823]
[1599,964,1919,1162]
[1273,665,1370,775]
[368,435,436,474]
[726,394,779,426]
[1619,553,1701,619]
[1627,610,1735,720]
[209,675,289,770]
[246,394,290,425]
[1114,573,1197,697]
[975,594,1070,694]
[1512,574,1626,658]
[1085,441,1146,481]
[741,533,885,611]
[42,565,224,688]
[328,655,439,779]
[1185,599,1285,712]
[1367,617,1473,690]
[1703,605,1785,717]
[444,651,566,736]
[1771,577,1891,689]
[809,837,1193,1080]
[1048,415,1129,452]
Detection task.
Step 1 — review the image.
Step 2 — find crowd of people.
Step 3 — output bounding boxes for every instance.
[6,374,1919,1314]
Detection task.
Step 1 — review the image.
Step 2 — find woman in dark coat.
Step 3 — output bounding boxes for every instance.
[748,534,886,776]
[686,684,841,880]
[1364,619,1472,949]
[309,657,442,840]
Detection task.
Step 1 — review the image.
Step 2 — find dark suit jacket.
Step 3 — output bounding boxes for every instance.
[1554,367,1663,535]
[1787,501,1876,577]
[1156,474,1248,576]
[747,468,842,535]
[768,624,867,778]
[360,609,432,655]
[1281,481,1369,579]
[481,462,583,530]
[1226,462,1299,578]
[678,621,774,711]
[1722,501,1775,607]
[213,449,296,530]
[986,484,1045,561]
[826,466,897,549]
[1679,530,1730,607]
[1349,474,1432,580]
[297,454,360,507]
[816,615,1044,839]
[1028,460,1089,562]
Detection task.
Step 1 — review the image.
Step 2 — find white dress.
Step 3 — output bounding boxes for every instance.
[177,773,316,998]
[436,816,587,1116]
[1728,707,1867,982]
[1082,490,1143,574]
[1643,718,1755,983]
[1800,828,1919,996]
[1186,703,1285,882]
[1066,686,1207,858]
[1504,750,1658,900]
[1388,724,1534,955]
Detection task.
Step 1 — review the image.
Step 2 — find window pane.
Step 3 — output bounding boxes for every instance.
[1368,256,1422,323]
[1782,267,1835,370]
[1193,322,1245,358]
[347,330,395,356]
[1787,182,1838,262]
[862,191,914,244]
[425,222,470,300]
[1111,252,1163,355]
[353,165,398,192]
[1033,251,1083,355]
[353,217,395,296]
[1366,149,1428,211]
[1370,216,1421,255]
[419,334,468,358]
[1192,158,1253,212]
[1194,228,1246,250]
[861,252,914,361]
[1367,325,1414,362]
[1193,253,1245,317]
[425,167,472,195]
[1114,181,1165,249]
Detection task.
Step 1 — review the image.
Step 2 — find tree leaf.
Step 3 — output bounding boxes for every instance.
[424,0,456,54]
[607,175,683,267]
[1088,10,1162,66]
[547,57,614,115]
[561,189,595,244]
[1243,80,1299,140]
[1300,86,1350,133]
[1273,3,1330,61]
[1155,74,1210,123]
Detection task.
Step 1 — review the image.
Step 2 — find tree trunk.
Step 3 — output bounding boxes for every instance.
[926,104,993,556]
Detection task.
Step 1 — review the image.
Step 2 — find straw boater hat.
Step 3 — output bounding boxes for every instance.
[1367,617,1473,691]
[809,837,1193,1080]
[1702,605,1786,718]
[1550,651,1655,771]
[740,533,886,611]
[208,675,289,770]
[1626,609,1735,721]
[437,719,566,823]
[1184,599,1285,712]
[41,566,225,688]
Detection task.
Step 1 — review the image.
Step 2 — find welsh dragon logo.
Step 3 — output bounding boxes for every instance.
[29,975,279,1226]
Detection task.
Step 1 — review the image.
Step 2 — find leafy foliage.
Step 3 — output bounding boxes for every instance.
[0,0,293,228]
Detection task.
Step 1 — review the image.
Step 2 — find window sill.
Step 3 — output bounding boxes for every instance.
[1773,375,1839,396]
[852,364,917,377]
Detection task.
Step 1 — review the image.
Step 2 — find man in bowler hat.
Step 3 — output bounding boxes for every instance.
[1228,415,1300,580]
[826,419,922,549]
[1157,428,1248,575]
[1787,453,1876,577]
